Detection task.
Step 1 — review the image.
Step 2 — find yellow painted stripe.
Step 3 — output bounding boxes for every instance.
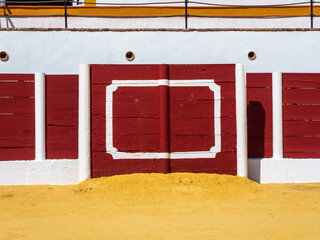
[84,0,96,7]
[0,6,319,17]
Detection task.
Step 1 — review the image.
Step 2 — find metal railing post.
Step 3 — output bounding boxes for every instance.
[64,0,68,28]
[185,0,188,29]
[311,0,314,28]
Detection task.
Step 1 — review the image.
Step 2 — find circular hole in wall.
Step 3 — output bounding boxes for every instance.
[125,51,135,61]
[0,51,8,61]
[248,51,256,60]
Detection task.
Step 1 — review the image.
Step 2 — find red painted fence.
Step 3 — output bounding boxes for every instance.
[91,64,238,177]
[2,69,320,178]
[0,74,78,161]
[0,74,35,160]
[283,73,320,158]
[246,73,273,158]
[46,75,78,159]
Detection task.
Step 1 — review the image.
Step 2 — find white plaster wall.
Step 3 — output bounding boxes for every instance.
[0,16,318,29]
[1,30,320,74]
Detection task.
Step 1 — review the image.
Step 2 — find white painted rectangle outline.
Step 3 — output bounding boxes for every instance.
[106,79,221,159]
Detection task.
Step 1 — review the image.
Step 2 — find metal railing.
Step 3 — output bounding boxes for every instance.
[0,0,318,29]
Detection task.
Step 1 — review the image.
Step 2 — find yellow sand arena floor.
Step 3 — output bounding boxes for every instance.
[0,173,320,240]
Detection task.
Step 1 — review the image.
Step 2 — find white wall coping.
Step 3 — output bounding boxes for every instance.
[248,158,320,183]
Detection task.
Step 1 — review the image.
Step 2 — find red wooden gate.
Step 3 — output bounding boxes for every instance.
[90,64,238,177]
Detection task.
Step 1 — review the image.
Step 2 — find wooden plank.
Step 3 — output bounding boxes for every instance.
[0,139,34,148]
[170,87,215,101]
[284,120,320,136]
[46,75,78,92]
[284,152,320,158]
[247,83,273,158]
[0,74,34,82]
[247,88,273,103]
[113,87,158,102]
[114,118,159,135]
[114,134,159,152]
[283,73,320,88]
[0,147,34,161]
[91,64,160,84]
[0,82,34,97]
[170,151,237,175]
[246,73,272,88]
[46,75,78,159]
[169,64,235,83]
[46,92,78,109]
[0,114,34,131]
[0,98,34,114]
[284,136,320,152]
[283,105,320,120]
[283,89,320,104]
[46,126,78,159]
[47,110,78,125]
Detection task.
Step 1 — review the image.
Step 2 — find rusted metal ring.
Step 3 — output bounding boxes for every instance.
[0,51,8,61]
[248,51,256,60]
[125,51,135,61]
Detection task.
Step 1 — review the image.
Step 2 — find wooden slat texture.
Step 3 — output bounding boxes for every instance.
[283,73,320,158]
[284,152,320,158]
[0,74,34,82]
[284,136,320,152]
[246,73,273,158]
[283,73,320,88]
[91,64,237,177]
[0,147,34,161]
[46,75,78,159]
[170,86,215,152]
[0,74,35,161]
[283,105,320,120]
[284,120,320,136]
[246,73,272,88]
[0,98,34,114]
[283,89,320,104]
[0,82,34,97]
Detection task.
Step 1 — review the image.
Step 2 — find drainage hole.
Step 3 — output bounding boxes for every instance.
[125,51,135,61]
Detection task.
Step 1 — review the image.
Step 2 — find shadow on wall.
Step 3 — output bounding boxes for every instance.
[247,101,265,158]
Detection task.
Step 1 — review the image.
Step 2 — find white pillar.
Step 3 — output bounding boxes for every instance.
[78,64,91,182]
[235,64,248,177]
[35,72,46,161]
[272,72,283,159]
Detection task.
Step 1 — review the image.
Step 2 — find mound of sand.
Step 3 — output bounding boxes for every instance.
[1,173,320,240]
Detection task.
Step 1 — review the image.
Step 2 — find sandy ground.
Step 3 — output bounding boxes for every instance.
[0,173,320,240]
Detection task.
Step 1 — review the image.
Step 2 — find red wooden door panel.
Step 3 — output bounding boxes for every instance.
[91,64,237,177]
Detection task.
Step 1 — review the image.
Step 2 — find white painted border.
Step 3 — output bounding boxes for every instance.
[35,72,46,161]
[235,64,248,177]
[78,64,91,182]
[106,79,221,159]
[0,160,79,185]
[248,158,320,183]
[272,72,283,159]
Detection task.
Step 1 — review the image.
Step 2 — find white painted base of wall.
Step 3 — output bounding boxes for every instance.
[248,158,320,183]
[0,160,79,185]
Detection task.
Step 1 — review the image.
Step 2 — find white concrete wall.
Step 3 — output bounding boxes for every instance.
[1,30,320,74]
[0,16,317,29]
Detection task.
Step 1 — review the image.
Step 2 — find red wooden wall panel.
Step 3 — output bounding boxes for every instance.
[91,65,161,176]
[168,64,237,174]
[246,73,273,158]
[46,75,78,159]
[91,64,238,177]
[0,74,35,160]
[283,73,320,158]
